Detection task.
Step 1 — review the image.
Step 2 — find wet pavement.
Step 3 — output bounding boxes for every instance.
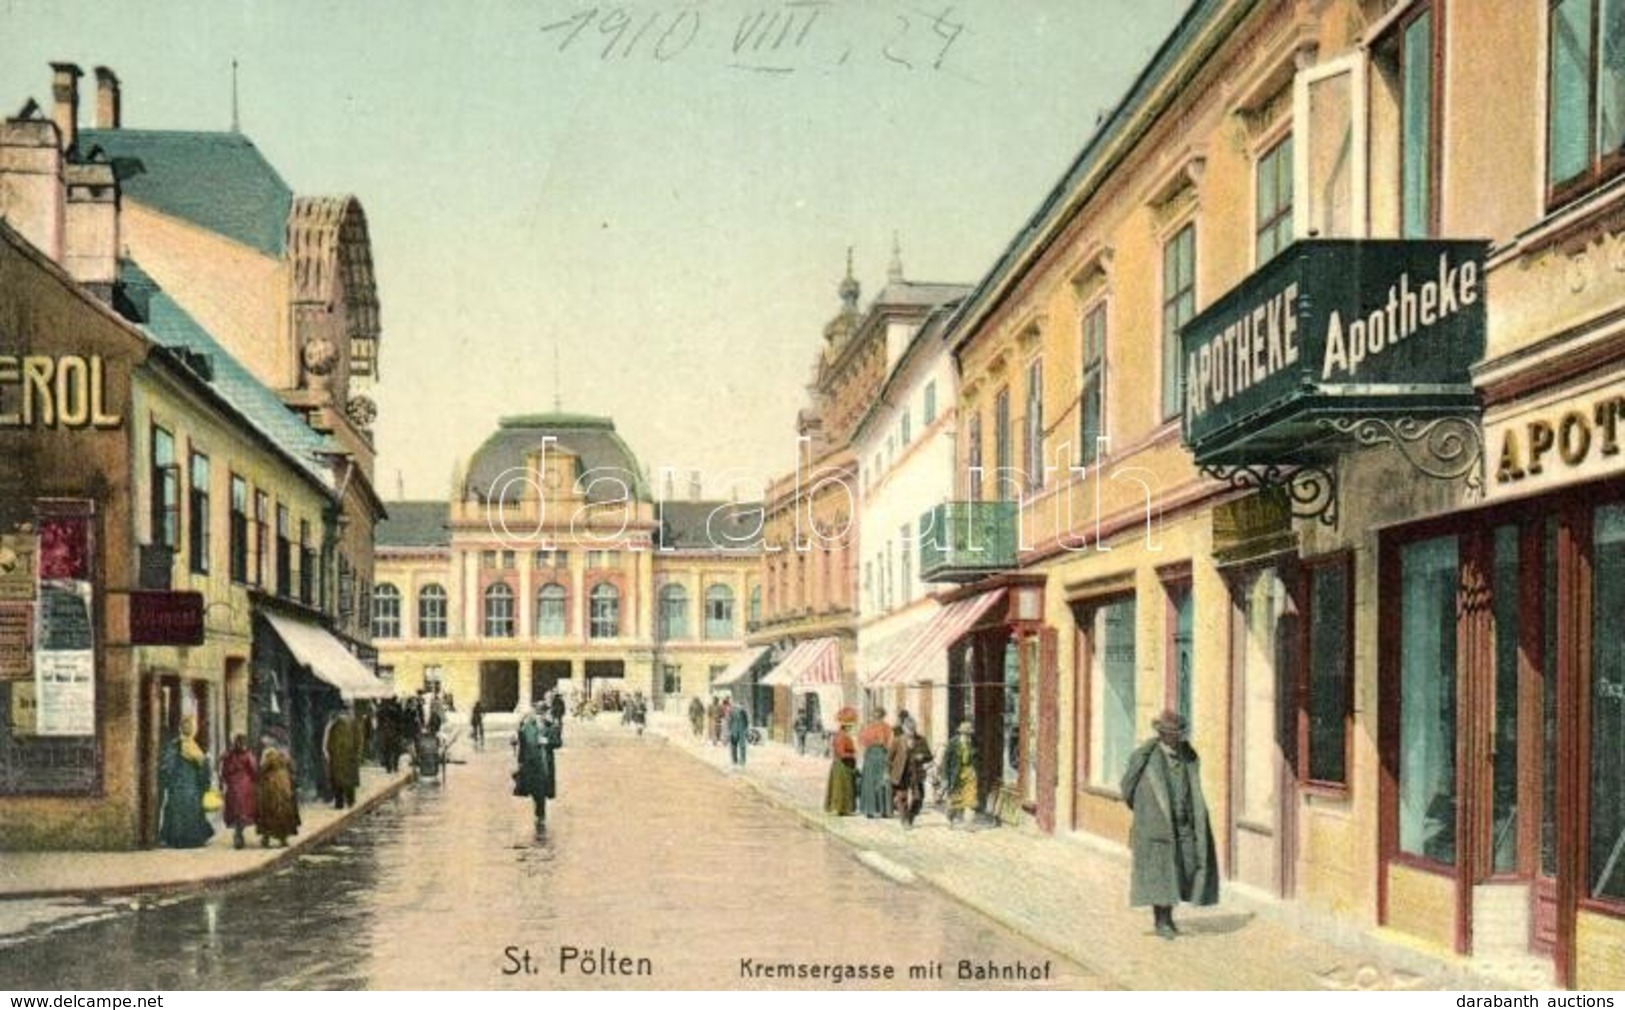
[0,721,1104,990]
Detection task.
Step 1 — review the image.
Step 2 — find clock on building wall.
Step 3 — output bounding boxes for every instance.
[302,337,339,376]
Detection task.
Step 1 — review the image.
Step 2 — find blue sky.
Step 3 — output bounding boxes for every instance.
[1,0,1190,499]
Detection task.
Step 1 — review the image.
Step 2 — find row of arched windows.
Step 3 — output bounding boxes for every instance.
[371,581,630,640]
[374,581,753,642]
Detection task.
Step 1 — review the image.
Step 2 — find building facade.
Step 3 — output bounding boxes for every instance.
[373,414,760,713]
[917,0,1625,988]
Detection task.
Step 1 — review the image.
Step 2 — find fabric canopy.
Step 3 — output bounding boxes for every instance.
[760,637,842,688]
[261,612,392,700]
[865,590,1005,687]
[710,646,770,687]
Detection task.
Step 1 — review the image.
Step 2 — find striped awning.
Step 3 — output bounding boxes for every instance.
[711,646,770,687]
[865,591,1005,687]
[760,637,842,687]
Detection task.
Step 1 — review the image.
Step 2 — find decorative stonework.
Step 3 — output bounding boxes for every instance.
[345,394,377,430]
[301,336,338,376]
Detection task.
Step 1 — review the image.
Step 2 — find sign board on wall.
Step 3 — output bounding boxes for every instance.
[130,591,205,646]
[32,510,95,737]
[1484,372,1625,502]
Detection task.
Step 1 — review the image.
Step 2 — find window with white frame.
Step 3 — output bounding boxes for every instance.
[658,583,689,640]
[1024,359,1044,491]
[589,582,619,639]
[1079,302,1106,467]
[484,583,515,638]
[372,583,401,639]
[1161,224,1196,421]
[705,584,735,639]
[1256,134,1295,262]
[418,584,448,639]
[536,583,567,637]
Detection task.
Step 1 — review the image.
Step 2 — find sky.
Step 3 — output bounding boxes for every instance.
[1,0,1191,501]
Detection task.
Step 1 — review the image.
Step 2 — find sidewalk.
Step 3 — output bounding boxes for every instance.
[651,713,1553,991]
[0,765,413,902]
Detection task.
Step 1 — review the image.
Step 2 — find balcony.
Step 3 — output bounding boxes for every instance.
[918,501,1018,583]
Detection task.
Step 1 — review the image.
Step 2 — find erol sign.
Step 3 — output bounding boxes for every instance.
[1180,240,1487,466]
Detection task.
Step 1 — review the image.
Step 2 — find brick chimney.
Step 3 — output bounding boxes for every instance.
[0,110,66,261]
[49,62,81,153]
[93,67,120,129]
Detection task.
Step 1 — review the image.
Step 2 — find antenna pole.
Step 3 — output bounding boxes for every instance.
[231,59,239,132]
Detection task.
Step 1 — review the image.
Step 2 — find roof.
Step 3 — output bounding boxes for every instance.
[871,280,974,309]
[79,128,293,256]
[854,298,962,442]
[465,414,653,504]
[944,0,1230,349]
[658,500,764,551]
[375,501,449,548]
[116,260,337,489]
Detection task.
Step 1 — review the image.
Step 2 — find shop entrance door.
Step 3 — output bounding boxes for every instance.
[1228,566,1296,897]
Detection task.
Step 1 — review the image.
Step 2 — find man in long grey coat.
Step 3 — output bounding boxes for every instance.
[1121,709,1219,939]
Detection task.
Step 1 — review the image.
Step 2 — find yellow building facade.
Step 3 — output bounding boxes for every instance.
[935,0,1625,987]
[374,415,759,713]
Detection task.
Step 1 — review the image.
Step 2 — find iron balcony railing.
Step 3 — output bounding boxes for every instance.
[918,501,1018,583]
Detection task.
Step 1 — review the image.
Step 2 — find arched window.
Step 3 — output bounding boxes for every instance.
[589,583,619,640]
[484,582,514,638]
[417,584,447,639]
[371,583,401,639]
[536,583,566,637]
[705,584,735,639]
[658,584,689,640]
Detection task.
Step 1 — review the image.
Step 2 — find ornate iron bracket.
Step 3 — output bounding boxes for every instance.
[1199,463,1339,527]
[1317,415,1485,501]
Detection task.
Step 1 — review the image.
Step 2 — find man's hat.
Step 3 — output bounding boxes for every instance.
[956,720,973,735]
[1152,709,1188,734]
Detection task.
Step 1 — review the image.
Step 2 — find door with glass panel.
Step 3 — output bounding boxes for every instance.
[1229,566,1296,896]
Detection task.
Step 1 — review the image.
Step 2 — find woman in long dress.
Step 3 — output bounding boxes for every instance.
[255,734,301,847]
[857,708,892,818]
[513,706,560,825]
[824,721,857,815]
[219,734,258,849]
[942,721,979,828]
[157,715,213,848]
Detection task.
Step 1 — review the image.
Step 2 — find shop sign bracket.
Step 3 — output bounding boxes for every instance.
[1199,463,1339,527]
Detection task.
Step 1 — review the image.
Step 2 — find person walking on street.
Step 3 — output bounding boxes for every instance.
[513,703,561,826]
[825,715,858,815]
[1121,709,1219,939]
[889,718,933,828]
[324,706,361,810]
[157,715,213,849]
[219,734,258,850]
[470,699,486,750]
[689,696,706,738]
[857,707,892,818]
[942,720,979,828]
[255,733,300,847]
[727,700,750,765]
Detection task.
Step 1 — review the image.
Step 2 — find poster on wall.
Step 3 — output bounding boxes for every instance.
[33,512,95,737]
[6,681,38,737]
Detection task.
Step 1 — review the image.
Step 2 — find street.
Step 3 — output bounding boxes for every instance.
[0,721,1102,990]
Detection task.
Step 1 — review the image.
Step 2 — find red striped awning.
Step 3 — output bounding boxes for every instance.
[761,637,842,687]
[865,591,1005,687]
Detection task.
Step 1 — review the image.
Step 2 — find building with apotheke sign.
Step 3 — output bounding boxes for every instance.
[915,0,1624,989]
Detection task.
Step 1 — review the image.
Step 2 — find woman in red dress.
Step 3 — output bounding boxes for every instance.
[824,719,857,815]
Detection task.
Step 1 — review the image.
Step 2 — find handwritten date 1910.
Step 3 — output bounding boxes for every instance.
[537,2,966,74]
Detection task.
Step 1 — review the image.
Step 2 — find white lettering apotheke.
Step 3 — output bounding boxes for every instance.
[1319,253,1479,381]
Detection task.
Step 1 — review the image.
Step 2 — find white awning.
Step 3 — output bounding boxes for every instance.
[261,612,392,700]
[711,646,770,687]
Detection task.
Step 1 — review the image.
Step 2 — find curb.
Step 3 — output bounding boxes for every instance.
[0,771,417,903]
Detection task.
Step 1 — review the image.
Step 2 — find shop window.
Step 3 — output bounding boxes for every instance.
[188,451,210,575]
[535,583,566,637]
[150,425,179,550]
[1547,0,1625,205]
[1024,359,1044,492]
[1590,504,1625,902]
[1079,303,1106,467]
[1161,224,1196,421]
[1398,534,1460,866]
[1165,580,1194,728]
[418,584,448,639]
[372,583,401,640]
[705,584,734,639]
[658,583,689,640]
[1303,555,1352,789]
[589,582,619,639]
[484,582,515,638]
[1087,596,1138,789]
[229,475,248,583]
[1256,134,1295,262]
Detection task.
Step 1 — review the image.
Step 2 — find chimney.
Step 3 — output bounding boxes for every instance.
[688,470,703,502]
[93,67,120,129]
[50,63,82,153]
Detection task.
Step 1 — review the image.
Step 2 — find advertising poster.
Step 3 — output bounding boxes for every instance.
[34,514,95,737]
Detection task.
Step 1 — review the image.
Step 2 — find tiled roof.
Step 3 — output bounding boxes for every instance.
[116,260,336,488]
[376,501,450,548]
[658,500,764,551]
[465,414,652,504]
[80,129,293,256]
